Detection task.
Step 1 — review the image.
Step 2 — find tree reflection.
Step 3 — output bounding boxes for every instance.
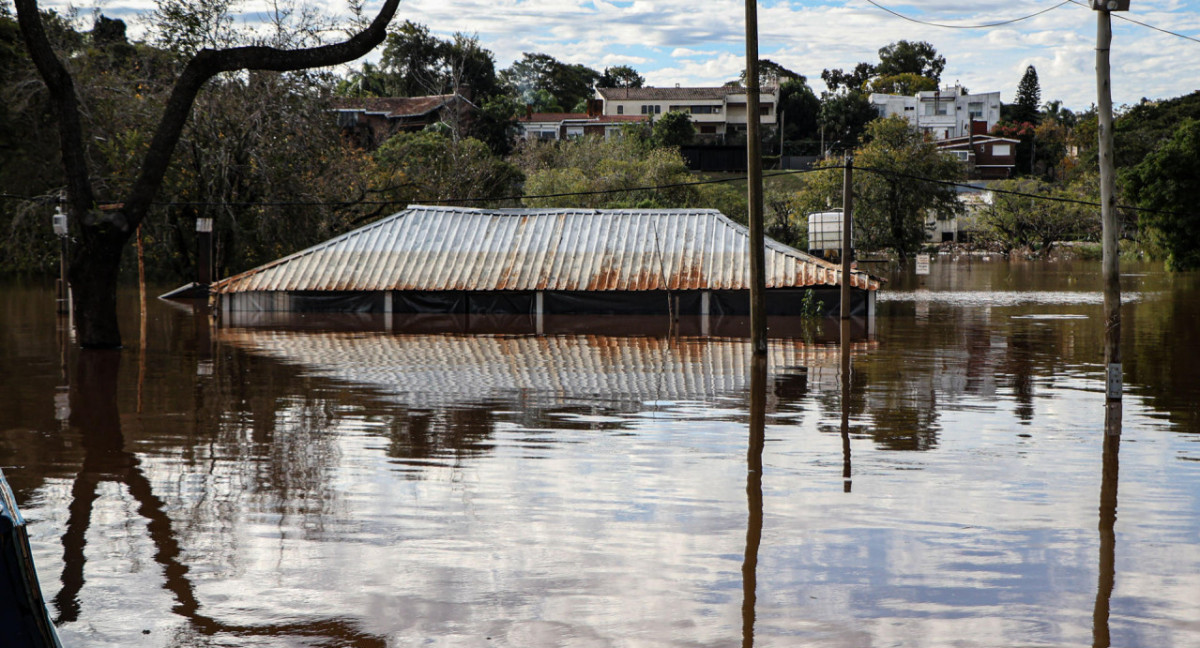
[55,350,386,646]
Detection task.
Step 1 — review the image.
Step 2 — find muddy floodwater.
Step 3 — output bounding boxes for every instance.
[2,258,1199,647]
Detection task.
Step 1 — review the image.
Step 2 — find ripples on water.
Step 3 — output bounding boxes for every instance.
[1,259,1198,647]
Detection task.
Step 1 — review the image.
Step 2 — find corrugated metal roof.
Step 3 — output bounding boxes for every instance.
[212,206,882,294]
[218,329,877,409]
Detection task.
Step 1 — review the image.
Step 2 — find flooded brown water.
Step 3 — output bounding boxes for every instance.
[2,258,1199,647]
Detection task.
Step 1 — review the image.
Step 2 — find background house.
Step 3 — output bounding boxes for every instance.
[595,86,779,144]
[333,93,476,148]
[869,85,1001,141]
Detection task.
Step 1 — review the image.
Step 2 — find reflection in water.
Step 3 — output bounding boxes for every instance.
[3,262,1200,647]
[840,319,852,493]
[742,355,766,648]
[55,351,386,646]
[1093,403,1121,648]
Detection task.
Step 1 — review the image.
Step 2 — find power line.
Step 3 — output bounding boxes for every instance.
[2,164,1187,218]
[862,0,1073,29]
[1065,0,1200,45]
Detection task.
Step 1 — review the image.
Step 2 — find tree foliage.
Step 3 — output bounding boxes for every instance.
[370,130,522,208]
[652,110,695,148]
[371,22,498,101]
[821,62,875,93]
[12,0,401,347]
[794,117,963,259]
[875,40,945,83]
[1012,65,1041,125]
[598,64,643,88]
[977,178,1099,253]
[1127,118,1200,270]
[501,52,599,115]
[867,72,937,96]
[818,91,877,153]
[516,136,697,209]
[778,77,821,155]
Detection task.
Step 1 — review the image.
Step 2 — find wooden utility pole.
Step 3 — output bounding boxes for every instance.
[841,156,853,319]
[744,0,767,355]
[1094,0,1126,400]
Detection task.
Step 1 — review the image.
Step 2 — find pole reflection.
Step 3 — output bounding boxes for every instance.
[1092,402,1121,648]
[840,319,852,493]
[742,353,767,648]
[55,350,386,647]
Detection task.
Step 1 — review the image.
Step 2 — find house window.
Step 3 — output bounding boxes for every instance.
[617,105,623,115]
[640,104,661,114]
[925,100,950,116]
[993,144,1012,156]
[968,101,984,119]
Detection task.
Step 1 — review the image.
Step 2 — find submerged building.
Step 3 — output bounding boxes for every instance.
[211,205,882,321]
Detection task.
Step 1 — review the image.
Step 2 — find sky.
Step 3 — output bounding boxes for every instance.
[27,0,1200,109]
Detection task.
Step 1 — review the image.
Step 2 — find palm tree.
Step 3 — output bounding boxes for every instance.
[1041,100,1077,127]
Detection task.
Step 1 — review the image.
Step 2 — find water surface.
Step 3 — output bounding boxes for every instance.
[1,258,1198,647]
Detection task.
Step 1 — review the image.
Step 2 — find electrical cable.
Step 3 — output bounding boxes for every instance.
[862,0,1073,29]
[1,163,1187,218]
[1065,0,1200,45]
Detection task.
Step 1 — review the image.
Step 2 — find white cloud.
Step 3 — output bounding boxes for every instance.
[29,0,1200,108]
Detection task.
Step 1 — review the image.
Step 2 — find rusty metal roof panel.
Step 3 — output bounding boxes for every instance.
[211,205,882,294]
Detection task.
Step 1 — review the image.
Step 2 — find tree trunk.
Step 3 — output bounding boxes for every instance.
[68,217,133,348]
[15,0,401,348]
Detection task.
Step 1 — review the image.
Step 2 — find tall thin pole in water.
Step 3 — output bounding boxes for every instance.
[1096,4,1122,400]
[841,156,854,319]
[744,0,766,356]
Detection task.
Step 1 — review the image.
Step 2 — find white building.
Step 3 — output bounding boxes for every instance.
[595,86,779,141]
[869,85,1002,141]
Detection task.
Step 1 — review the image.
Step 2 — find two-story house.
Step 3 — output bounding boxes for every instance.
[869,85,1002,141]
[595,85,779,143]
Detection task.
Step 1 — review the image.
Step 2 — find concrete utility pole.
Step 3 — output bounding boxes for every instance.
[1093,0,1127,401]
[744,0,767,355]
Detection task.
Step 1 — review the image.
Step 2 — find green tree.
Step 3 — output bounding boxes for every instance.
[821,62,875,93]
[740,58,802,87]
[501,53,599,116]
[977,178,1099,253]
[795,117,963,259]
[779,77,821,155]
[13,0,401,347]
[875,40,946,83]
[867,72,937,96]
[598,64,643,88]
[370,130,522,207]
[1013,65,1041,124]
[1127,118,1200,270]
[652,110,695,148]
[517,136,697,209]
[818,90,877,153]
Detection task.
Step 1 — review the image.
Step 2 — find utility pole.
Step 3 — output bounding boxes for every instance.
[841,156,853,319]
[1093,0,1128,401]
[744,0,767,355]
